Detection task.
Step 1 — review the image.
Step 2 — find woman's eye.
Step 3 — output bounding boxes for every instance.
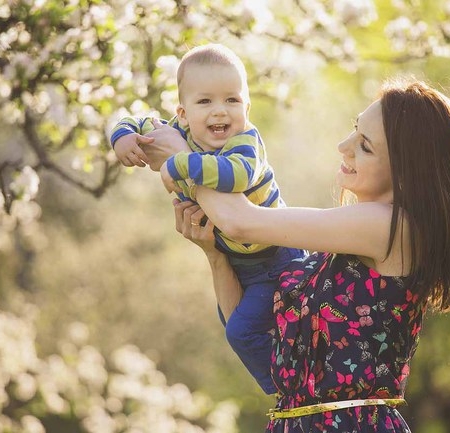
[360,140,372,153]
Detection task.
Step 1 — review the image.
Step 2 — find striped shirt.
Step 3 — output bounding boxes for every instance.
[110,115,285,256]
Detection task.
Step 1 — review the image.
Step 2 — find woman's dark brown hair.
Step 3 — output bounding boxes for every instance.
[380,78,450,311]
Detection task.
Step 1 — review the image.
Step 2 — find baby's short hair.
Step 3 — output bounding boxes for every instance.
[177,43,249,100]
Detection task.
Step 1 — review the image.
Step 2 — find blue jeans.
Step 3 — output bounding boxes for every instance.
[219,246,307,394]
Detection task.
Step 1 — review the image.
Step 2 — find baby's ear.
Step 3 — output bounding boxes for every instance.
[245,102,251,118]
[176,104,188,126]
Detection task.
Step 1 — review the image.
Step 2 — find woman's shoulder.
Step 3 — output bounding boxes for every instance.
[342,202,411,275]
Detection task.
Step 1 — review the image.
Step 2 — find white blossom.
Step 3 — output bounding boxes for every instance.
[333,0,377,26]
[76,345,108,390]
[14,373,37,401]
[111,345,155,377]
[67,322,90,346]
[10,166,40,201]
[0,4,11,19]
[21,415,45,433]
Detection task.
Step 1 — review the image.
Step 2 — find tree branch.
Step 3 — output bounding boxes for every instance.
[23,109,121,199]
[0,160,21,213]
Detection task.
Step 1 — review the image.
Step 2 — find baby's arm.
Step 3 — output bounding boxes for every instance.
[166,128,264,193]
[110,116,157,167]
[160,160,183,193]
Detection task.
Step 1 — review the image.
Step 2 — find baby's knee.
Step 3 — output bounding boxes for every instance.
[225,314,248,349]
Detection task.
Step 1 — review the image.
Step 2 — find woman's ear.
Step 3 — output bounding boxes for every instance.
[176,104,188,126]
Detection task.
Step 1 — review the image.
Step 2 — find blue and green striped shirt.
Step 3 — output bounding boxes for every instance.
[110,115,285,255]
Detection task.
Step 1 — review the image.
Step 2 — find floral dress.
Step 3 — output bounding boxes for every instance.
[267,252,425,433]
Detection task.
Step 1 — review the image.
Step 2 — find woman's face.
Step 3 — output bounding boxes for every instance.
[337,100,393,203]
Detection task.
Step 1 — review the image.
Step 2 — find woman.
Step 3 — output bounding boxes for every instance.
[145,78,450,432]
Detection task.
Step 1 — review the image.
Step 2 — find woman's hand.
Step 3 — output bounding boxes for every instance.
[139,119,192,172]
[113,133,151,167]
[172,198,217,255]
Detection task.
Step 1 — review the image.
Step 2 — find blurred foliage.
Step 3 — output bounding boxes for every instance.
[1,0,450,432]
[0,298,240,433]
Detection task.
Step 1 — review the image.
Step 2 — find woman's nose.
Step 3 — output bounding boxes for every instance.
[338,132,355,155]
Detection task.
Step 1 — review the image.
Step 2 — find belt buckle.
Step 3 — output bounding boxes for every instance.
[266,408,277,420]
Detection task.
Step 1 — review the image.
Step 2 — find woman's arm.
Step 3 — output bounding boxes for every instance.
[195,186,394,262]
[173,199,243,321]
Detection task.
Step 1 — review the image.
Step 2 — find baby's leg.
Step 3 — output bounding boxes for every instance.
[225,247,306,394]
[226,279,277,394]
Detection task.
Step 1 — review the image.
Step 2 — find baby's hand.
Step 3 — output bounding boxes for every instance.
[160,161,182,194]
[114,133,151,167]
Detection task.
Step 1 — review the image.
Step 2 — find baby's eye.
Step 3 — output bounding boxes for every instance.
[197,99,211,104]
[227,97,240,103]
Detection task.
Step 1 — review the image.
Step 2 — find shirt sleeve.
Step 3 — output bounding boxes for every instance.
[110,116,158,148]
[166,127,266,193]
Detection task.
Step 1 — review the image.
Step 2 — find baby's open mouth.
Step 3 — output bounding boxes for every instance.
[209,124,229,134]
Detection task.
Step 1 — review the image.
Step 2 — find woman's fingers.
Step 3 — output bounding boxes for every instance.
[133,147,151,165]
[136,135,154,145]
[172,199,213,240]
[181,206,202,237]
[127,152,147,167]
[172,198,216,254]
[188,208,206,227]
[151,118,164,129]
[173,199,198,234]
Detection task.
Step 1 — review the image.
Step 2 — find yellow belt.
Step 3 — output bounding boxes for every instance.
[267,398,406,420]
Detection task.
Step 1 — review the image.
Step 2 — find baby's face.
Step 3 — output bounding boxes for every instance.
[177,64,250,151]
